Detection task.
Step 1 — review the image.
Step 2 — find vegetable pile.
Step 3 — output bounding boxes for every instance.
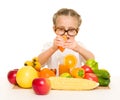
[85,59,110,86]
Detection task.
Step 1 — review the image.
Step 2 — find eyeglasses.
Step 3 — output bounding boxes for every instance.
[55,27,78,37]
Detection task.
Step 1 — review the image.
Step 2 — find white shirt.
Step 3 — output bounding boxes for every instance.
[41,41,86,69]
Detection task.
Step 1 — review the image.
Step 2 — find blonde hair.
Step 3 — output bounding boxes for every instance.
[53,8,82,27]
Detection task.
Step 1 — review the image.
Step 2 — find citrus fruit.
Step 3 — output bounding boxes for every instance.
[63,54,77,68]
[50,68,57,75]
[16,66,38,88]
[38,68,56,78]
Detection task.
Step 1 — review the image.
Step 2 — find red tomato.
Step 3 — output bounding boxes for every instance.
[84,73,98,82]
[81,65,93,73]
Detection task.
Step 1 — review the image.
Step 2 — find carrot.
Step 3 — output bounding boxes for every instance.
[58,35,67,52]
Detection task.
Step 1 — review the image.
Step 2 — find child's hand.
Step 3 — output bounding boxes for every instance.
[53,35,66,50]
[63,38,79,52]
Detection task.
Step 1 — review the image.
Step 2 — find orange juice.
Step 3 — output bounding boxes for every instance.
[58,64,70,75]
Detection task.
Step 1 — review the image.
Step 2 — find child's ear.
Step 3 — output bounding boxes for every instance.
[77,28,80,32]
[53,26,56,32]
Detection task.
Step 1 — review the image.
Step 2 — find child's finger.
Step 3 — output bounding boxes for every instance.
[66,38,74,43]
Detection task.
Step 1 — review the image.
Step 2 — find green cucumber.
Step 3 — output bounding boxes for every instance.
[94,69,110,79]
[98,77,110,86]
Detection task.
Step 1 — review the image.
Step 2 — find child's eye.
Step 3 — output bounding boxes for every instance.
[58,28,65,31]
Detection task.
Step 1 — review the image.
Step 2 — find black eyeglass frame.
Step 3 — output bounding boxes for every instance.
[55,27,78,37]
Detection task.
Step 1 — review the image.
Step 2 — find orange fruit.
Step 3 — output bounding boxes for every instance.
[70,67,85,78]
[58,64,70,75]
[63,54,77,68]
[58,35,67,52]
[38,68,56,78]
[50,68,57,75]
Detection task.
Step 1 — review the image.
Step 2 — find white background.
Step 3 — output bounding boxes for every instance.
[0,0,120,77]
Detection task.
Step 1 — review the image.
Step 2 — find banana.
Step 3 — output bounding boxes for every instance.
[33,61,41,71]
[32,57,39,62]
[24,60,33,66]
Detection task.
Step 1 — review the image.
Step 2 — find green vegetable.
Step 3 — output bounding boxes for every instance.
[94,69,111,86]
[94,69,110,79]
[85,59,98,72]
[85,59,111,87]
[60,72,72,78]
[98,77,110,86]
[78,69,85,78]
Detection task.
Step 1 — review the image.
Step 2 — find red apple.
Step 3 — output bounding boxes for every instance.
[7,69,18,85]
[81,65,93,73]
[32,78,51,95]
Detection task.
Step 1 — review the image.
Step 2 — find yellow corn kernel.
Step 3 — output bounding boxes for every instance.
[49,77,99,90]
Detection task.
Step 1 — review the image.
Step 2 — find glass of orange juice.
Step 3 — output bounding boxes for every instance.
[58,64,70,75]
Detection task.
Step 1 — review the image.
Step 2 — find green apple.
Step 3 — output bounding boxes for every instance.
[60,72,72,78]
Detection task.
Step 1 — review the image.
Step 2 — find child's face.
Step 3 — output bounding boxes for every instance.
[54,15,79,39]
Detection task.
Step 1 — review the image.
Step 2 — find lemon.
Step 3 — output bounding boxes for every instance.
[16,66,38,88]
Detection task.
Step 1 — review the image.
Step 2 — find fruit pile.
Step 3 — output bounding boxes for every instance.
[7,55,111,95]
[7,57,56,95]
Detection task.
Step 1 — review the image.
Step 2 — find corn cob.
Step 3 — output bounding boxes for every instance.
[49,77,99,90]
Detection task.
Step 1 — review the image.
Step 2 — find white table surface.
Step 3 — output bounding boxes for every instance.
[1,76,120,100]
